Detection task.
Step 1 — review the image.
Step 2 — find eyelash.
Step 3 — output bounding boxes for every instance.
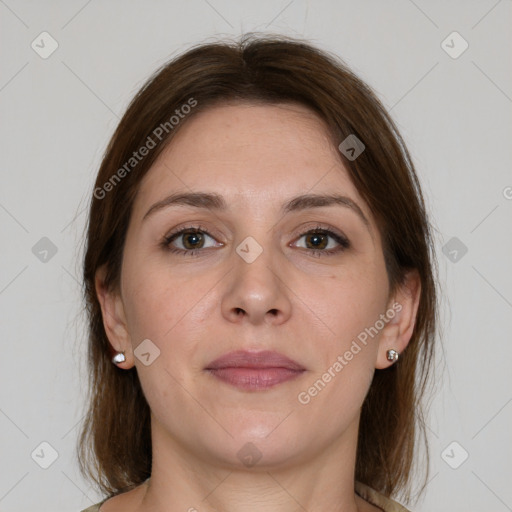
[160,223,350,258]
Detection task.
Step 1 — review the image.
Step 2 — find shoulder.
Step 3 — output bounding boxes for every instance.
[79,501,106,512]
[355,481,412,512]
[79,481,148,512]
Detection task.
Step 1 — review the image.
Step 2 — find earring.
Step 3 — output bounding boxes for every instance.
[112,351,126,364]
[386,349,399,363]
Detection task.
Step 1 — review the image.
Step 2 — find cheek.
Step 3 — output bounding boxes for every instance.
[295,275,383,427]
[307,258,389,345]
[120,264,209,424]
[121,255,211,341]
[297,258,388,397]
[120,257,220,405]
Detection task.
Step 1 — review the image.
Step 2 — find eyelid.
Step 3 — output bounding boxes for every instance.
[290,222,348,241]
[163,222,224,243]
[289,223,350,251]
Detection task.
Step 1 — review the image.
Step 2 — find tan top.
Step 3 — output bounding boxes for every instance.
[80,481,411,512]
[354,481,411,511]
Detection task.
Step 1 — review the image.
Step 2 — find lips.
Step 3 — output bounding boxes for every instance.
[205,350,306,391]
[205,350,305,371]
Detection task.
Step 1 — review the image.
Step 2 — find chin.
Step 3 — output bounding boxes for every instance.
[201,420,307,470]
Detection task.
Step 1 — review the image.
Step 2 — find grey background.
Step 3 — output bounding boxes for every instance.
[1,1,511,511]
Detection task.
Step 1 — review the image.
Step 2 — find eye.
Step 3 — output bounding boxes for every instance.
[160,223,350,258]
[292,225,350,257]
[161,225,222,256]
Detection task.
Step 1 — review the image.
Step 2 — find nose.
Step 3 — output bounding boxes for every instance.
[221,244,292,326]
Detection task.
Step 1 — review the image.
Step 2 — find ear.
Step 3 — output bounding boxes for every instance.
[95,265,135,369]
[376,269,421,369]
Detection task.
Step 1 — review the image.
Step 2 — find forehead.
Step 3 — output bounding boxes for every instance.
[133,102,370,220]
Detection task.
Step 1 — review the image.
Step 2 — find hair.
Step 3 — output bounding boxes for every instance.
[78,33,438,506]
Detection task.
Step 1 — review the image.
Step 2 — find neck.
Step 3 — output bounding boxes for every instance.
[138,414,367,512]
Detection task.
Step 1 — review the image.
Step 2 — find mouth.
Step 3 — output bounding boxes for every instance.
[204,350,306,391]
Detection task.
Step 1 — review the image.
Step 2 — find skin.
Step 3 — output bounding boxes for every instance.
[95,102,421,512]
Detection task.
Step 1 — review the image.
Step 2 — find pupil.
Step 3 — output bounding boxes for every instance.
[184,231,203,249]
[307,233,326,249]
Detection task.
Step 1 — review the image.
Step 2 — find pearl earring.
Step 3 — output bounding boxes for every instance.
[112,351,126,364]
[386,349,399,363]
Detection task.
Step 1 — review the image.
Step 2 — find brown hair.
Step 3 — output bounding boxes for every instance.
[78,33,438,505]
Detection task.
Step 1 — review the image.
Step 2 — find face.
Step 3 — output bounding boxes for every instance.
[98,102,415,470]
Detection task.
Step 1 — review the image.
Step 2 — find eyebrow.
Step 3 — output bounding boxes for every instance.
[142,191,370,227]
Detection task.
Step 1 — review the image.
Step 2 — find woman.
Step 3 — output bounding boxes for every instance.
[78,33,437,512]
